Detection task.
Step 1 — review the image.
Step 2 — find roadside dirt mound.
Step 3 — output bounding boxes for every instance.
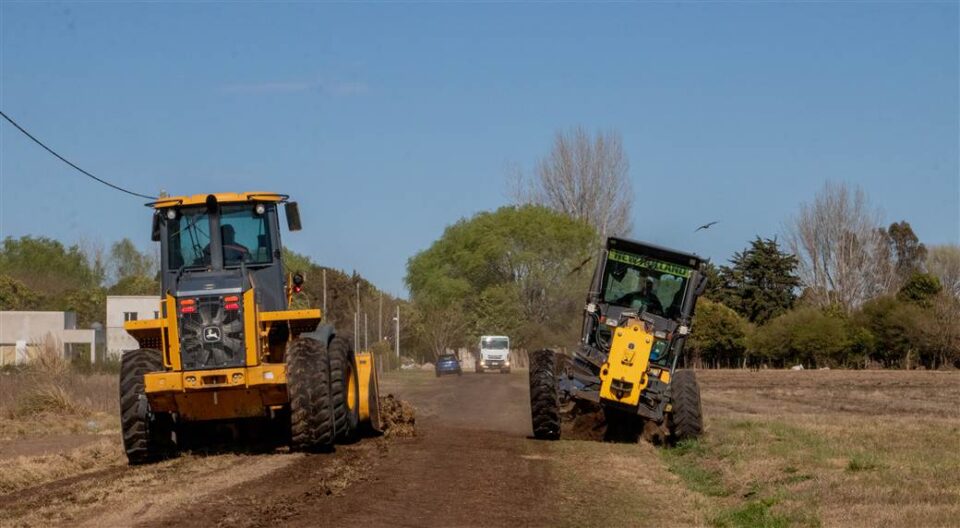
[562,407,606,441]
[379,394,416,438]
[562,407,666,444]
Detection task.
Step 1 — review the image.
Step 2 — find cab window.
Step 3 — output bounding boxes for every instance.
[219,205,273,265]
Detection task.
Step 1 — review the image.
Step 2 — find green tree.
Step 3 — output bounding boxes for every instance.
[0,275,42,310]
[108,238,156,284]
[63,287,107,327]
[750,307,868,368]
[108,275,160,296]
[856,296,928,368]
[717,237,800,324]
[883,221,927,281]
[897,273,942,307]
[688,299,750,368]
[406,205,597,351]
[0,236,98,295]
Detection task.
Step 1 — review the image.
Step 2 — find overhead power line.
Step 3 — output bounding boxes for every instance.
[0,110,158,200]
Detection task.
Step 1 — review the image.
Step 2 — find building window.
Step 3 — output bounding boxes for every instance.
[123,312,138,322]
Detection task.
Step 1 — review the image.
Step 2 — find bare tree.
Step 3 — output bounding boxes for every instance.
[513,126,633,239]
[927,244,960,297]
[786,182,896,312]
[77,237,107,285]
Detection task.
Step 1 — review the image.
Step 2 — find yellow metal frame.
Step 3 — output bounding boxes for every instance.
[599,319,655,407]
[150,191,286,209]
[124,294,333,421]
[355,351,375,422]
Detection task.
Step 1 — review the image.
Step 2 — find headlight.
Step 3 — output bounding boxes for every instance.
[505,360,510,366]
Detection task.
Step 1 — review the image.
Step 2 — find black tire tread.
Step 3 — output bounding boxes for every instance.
[529,349,561,440]
[330,336,360,443]
[670,369,704,441]
[287,337,335,452]
[120,348,171,464]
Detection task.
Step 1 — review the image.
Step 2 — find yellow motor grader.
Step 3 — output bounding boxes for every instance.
[529,237,708,443]
[120,192,380,464]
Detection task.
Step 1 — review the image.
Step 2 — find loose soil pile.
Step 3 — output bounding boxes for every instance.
[378,394,416,438]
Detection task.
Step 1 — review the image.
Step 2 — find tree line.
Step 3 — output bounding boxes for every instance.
[0,236,161,327]
[0,236,403,359]
[407,127,960,370]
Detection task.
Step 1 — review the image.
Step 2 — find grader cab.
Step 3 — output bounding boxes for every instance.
[529,237,708,443]
[120,192,380,464]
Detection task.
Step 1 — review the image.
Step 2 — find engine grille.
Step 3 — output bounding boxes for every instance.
[178,295,245,370]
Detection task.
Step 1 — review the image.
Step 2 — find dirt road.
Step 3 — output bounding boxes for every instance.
[1,371,588,527]
[143,370,558,527]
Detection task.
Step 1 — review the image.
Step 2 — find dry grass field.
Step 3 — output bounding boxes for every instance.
[662,370,960,527]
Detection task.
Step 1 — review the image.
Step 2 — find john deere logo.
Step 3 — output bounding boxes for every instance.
[203,326,222,343]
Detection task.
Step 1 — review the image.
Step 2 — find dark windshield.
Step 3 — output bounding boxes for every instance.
[220,205,272,266]
[601,250,692,319]
[167,204,273,269]
[168,209,211,268]
[481,337,509,350]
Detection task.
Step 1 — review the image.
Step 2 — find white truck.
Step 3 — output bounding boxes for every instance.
[476,335,511,374]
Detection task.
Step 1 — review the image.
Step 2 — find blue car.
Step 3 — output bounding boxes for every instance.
[435,354,462,377]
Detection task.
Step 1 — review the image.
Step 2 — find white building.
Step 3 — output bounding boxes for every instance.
[0,311,97,366]
[106,295,162,359]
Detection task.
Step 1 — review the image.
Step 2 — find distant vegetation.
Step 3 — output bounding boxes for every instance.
[410,127,960,369]
[406,205,597,356]
[0,236,161,327]
[692,182,959,370]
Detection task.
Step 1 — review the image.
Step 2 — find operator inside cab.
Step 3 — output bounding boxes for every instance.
[220,224,250,264]
[611,277,665,316]
[602,253,691,319]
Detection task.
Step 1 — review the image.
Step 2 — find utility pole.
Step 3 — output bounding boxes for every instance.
[395,305,400,362]
[378,292,383,341]
[355,282,360,345]
[322,269,327,315]
[364,312,368,350]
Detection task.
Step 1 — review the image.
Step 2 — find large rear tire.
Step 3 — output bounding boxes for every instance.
[529,349,561,440]
[330,336,360,444]
[287,337,336,452]
[120,348,175,465]
[669,369,704,442]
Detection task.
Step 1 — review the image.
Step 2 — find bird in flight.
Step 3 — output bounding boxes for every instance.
[695,221,719,232]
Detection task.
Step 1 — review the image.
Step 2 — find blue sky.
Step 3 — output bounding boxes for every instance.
[1,2,957,296]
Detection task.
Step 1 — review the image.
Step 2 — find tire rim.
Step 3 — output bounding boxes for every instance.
[346,363,358,413]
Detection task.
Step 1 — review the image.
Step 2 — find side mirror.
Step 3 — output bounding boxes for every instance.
[694,272,709,297]
[285,202,302,231]
[151,211,161,242]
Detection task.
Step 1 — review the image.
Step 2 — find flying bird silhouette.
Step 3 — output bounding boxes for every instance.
[695,221,719,232]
